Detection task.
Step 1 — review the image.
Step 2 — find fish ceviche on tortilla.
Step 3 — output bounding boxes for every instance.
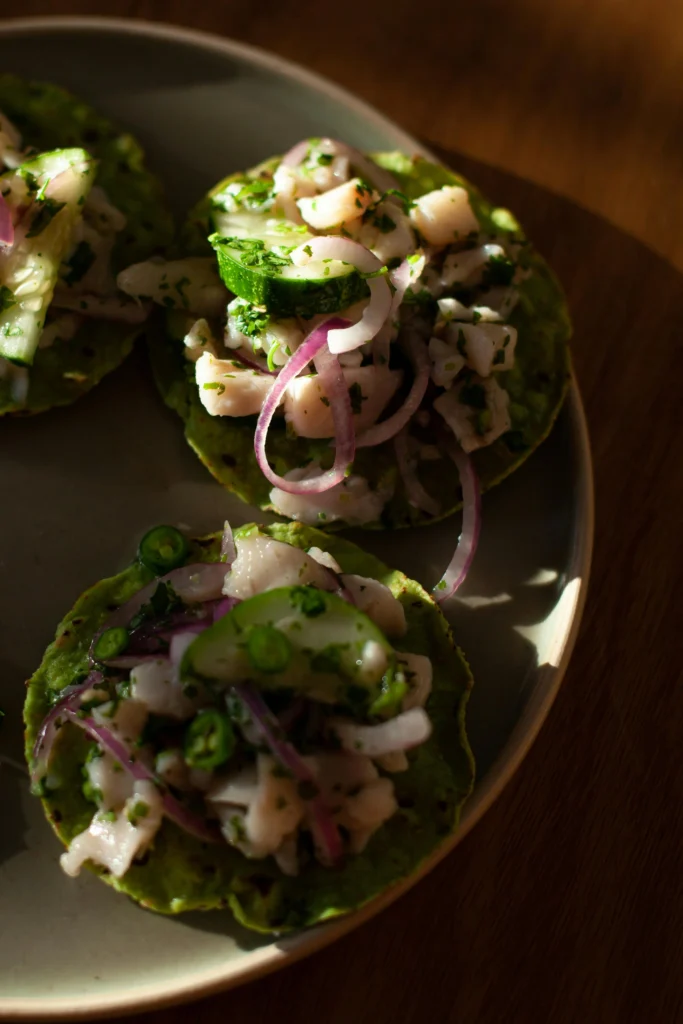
[25,521,473,932]
[120,138,571,531]
[0,75,172,414]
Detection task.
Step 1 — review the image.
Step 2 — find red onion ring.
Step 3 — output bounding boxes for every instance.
[393,427,441,517]
[355,333,430,449]
[31,671,105,783]
[328,276,392,355]
[61,709,221,843]
[254,317,356,495]
[101,563,227,630]
[290,237,392,353]
[282,138,399,194]
[89,563,228,666]
[233,683,343,866]
[212,596,238,621]
[0,192,14,247]
[290,235,381,275]
[433,444,481,601]
[281,140,311,167]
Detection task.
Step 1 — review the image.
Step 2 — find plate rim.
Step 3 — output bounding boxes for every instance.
[0,15,595,1021]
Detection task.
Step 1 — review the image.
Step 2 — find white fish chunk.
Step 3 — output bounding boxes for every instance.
[340,574,407,637]
[409,186,478,246]
[223,533,337,600]
[434,376,511,452]
[269,466,391,527]
[195,352,275,417]
[60,780,163,879]
[284,366,402,439]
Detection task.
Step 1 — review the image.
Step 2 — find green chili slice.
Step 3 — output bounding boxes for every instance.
[138,525,189,576]
[246,624,292,673]
[184,709,235,770]
[93,626,129,661]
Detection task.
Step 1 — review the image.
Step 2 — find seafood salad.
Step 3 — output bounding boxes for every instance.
[121,139,570,532]
[0,74,171,414]
[25,522,473,932]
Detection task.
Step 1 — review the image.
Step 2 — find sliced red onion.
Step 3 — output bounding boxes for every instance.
[90,563,228,665]
[31,671,105,783]
[220,521,236,567]
[227,345,277,376]
[0,192,14,247]
[104,563,228,631]
[355,333,430,449]
[212,596,238,622]
[254,318,356,495]
[281,140,311,167]
[61,710,221,843]
[290,235,381,275]
[434,443,482,601]
[394,427,441,517]
[233,683,343,866]
[282,138,399,193]
[330,707,432,757]
[98,654,163,670]
[328,276,392,355]
[51,291,152,324]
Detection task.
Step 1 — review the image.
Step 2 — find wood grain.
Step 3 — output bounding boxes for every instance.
[4,2,683,1021]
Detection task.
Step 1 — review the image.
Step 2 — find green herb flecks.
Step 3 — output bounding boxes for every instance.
[0,285,16,313]
[26,197,66,238]
[348,381,365,414]
[62,240,95,286]
[234,303,269,339]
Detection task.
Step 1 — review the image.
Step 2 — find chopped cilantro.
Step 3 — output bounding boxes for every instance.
[482,254,515,287]
[373,213,396,233]
[383,188,414,214]
[0,285,15,313]
[235,178,274,210]
[233,302,268,338]
[290,586,326,618]
[174,276,191,305]
[26,197,66,238]
[220,236,291,270]
[63,241,95,286]
[348,381,365,414]
[128,582,182,631]
[203,382,226,395]
[127,800,150,827]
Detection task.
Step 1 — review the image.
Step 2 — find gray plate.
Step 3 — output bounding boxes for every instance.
[0,17,594,1020]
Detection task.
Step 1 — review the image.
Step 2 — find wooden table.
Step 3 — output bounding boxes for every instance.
[12,2,683,1020]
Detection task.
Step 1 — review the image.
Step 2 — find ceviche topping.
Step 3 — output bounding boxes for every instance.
[33,525,436,879]
[0,102,156,401]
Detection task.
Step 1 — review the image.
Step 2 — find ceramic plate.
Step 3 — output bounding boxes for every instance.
[0,17,594,1020]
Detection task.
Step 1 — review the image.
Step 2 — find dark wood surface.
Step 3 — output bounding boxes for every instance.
[7,3,683,1021]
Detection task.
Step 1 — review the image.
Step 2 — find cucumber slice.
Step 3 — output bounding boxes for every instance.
[0,148,95,365]
[210,232,369,318]
[208,179,369,317]
[181,585,398,710]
